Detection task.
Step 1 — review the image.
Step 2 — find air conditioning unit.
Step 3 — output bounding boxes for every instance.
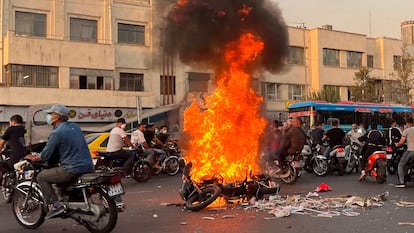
[321,25,333,30]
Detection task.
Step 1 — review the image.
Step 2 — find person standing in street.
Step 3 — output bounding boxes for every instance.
[395,117,414,188]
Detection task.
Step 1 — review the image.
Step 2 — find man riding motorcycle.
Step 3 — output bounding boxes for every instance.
[358,123,386,181]
[25,104,94,219]
[395,117,414,188]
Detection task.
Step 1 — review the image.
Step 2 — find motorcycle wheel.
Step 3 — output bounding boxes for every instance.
[164,157,180,176]
[1,171,14,203]
[304,158,313,173]
[375,160,387,184]
[344,154,357,174]
[132,161,152,183]
[186,185,221,211]
[281,164,299,184]
[12,183,46,229]
[387,160,397,175]
[337,158,345,176]
[312,158,328,176]
[85,188,118,233]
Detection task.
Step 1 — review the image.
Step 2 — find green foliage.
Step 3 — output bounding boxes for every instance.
[391,44,414,104]
[350,67,378,102]
[308,86,340,102]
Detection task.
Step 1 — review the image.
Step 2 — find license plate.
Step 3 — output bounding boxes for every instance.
[108,183,124,197]
[336,152,346,158]
[24,170,34,180]
[386,154,392,160]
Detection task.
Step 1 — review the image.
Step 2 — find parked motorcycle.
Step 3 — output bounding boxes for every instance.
[344,142,361,174]
[94,149,152,182]
[361,150,387,183]
[312,145,346,176]
[386,145,405,175]
[301,139,323,173]
[12,159,124,233]
[179,162,280,211]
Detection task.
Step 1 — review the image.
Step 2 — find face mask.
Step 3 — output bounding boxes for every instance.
[121,124,126,129]
[46,114,53,125]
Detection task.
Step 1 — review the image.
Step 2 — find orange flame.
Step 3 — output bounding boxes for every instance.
[183,33,266,183]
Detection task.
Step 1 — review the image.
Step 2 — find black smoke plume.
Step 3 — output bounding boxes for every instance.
[165,0,288,73]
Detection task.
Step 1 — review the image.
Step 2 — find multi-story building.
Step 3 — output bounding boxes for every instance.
[0,0,413,131]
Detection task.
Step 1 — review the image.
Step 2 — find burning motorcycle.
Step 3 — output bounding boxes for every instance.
[312,145,346,176]
[12,159,124,233]
[179,162,280,211]
[94,149,152,182]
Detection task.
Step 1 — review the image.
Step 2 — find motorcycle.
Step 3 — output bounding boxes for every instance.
[152,142,183,176]
[312,145,346,176]
[301,139,323,174]
[398,156,414,184]
[362,150,387,183]
[94,149,152,183]
[386,145,405,175]
[179,162,280,211]
[265,153,300,185]
[0,148,17,203]
[12,159,124,233]
[344,142,361,174]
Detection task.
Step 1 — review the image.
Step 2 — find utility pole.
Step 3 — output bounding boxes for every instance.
[300,22,308,101]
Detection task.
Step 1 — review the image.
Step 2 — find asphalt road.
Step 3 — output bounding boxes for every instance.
[1,170,414,233]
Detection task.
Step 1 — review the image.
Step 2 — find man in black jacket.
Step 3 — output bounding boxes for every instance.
[358,123,386,181]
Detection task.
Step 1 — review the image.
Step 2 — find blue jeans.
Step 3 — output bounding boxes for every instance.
[398,150,414,184]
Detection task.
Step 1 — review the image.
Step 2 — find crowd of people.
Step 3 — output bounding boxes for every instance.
[264,116,414,188]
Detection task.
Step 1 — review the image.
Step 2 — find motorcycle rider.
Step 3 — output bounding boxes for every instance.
[106,118,138,175]
[388,119,402,146]
[345,123,363,156]
[0,115,26,178]
[310,122,324,146]
[273,117,306,174]
[24,104,94,219]
[395,117,414,188]
[358,123,386,181]
[322,119,345,159]
[131,123,156,168]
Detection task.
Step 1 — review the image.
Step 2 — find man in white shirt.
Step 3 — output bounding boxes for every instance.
[106,118,137,173]
[395,117,414,188]
[131,123,156,167]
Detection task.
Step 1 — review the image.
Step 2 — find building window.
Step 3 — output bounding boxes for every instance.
[119,73,144,91]
[287,46,304,65]
[261,82,280,100]
[393,55,402,70]
[15,11,46,37]
[70,18,97,42]
[367,55,374,68]
[160,75,176,95]
[323,48,339,66]
[347,51,362,68]
[118,23,145,45]
[188,72,210,92]
[70,68,113,90]
[288,84,303,100]
[5,64,58,88]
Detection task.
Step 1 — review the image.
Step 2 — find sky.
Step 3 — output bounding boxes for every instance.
[273,0,414,39]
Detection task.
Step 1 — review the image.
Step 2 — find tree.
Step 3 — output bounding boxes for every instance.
[307,85,340,102]
[392,44,414,105]
[350,67,377,102]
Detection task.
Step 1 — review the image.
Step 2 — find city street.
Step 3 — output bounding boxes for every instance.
[1,171,414,233]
